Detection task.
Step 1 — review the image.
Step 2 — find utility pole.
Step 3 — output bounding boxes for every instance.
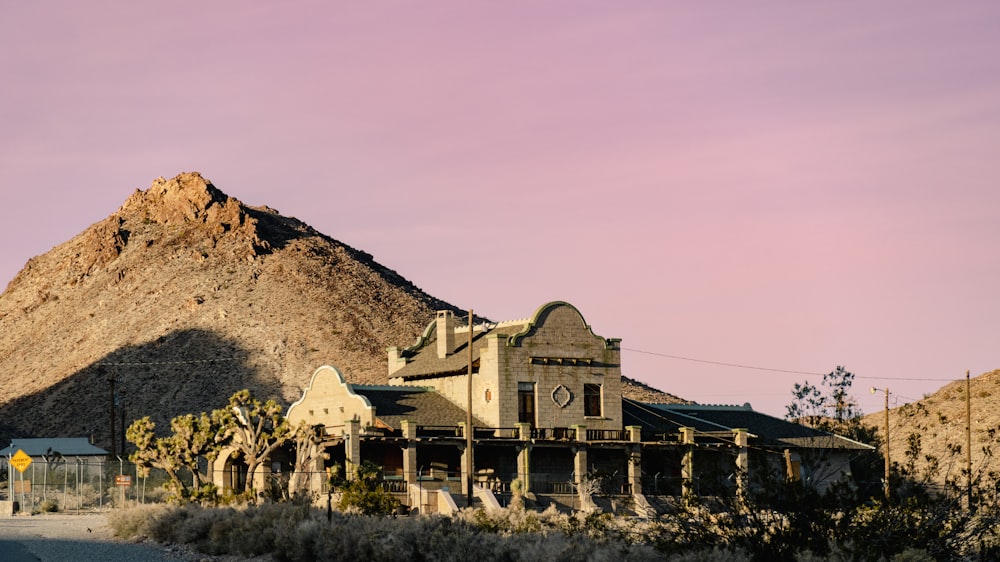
[466,309,474,509]
[872,386,890,502]
[966,370,974,512]
[103,366,117,459]
[884,386,890,502]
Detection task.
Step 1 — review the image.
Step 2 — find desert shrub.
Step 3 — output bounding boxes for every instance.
[336,461,401,515]
[667,547,751,562]
[108,489,1000,562]
[108,503,171,539]
[37,498,59,513]
[891,548,936,562]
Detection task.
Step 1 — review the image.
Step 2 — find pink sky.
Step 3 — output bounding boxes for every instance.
[2,1,999,417]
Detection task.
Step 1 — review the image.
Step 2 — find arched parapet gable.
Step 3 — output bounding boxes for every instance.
[287,365,375,429]
[508,301,618,349]
[399,318,438,356]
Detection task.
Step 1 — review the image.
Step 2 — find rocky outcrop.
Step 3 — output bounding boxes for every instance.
[0,172,683,445]
[0,173,453,442]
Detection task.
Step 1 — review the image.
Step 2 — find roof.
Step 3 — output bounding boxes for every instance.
[0,438,109,458]
[391,320,529,380]
[391,302,621,381]
[623,399,873,451]
[351,385,487,430]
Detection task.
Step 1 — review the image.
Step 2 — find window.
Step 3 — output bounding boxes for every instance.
[518,382,536,426]
[584,383,602,417]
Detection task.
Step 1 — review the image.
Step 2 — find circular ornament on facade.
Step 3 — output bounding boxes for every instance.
[551,384,572,408]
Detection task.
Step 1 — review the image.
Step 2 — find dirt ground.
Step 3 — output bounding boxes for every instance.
[0,511,260,561]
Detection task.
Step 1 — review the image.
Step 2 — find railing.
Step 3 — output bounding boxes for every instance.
[474,427,520,439]
[547,481,575,494]
[417,426,463,437]
[410,425,629,441]
[531,427,577,440]
[482,478,511,494]
[377,479,408,493]
[586,429,626,441]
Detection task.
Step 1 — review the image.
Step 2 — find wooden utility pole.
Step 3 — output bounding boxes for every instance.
[466,309,474,508]
[883,387,890,502]
[106,367,117,459]
[967,370,974,512]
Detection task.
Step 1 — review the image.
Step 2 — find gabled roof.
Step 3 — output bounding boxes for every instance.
[391,319,529,380]
[391,301,621,381]
[351,385,487,430]
[0,438,109,458]
[623,399,873,451]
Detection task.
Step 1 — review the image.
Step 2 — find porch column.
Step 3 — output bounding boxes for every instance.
[572,424,588,485]
[784,449,802,482]
[733,428,749,503]
[516,422,532,493]
[401,420,418,485]
[680,427,695,502]
[345,419,361,481]
[626,425,642,494]
[458,424,472,497]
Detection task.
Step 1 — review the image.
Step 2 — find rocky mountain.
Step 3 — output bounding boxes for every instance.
[0,172,681,448]
[862,368,1000,489]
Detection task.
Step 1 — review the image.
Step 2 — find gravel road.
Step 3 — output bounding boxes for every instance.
[0,512,211,562]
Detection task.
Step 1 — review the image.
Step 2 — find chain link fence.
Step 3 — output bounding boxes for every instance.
[2,458,173,513]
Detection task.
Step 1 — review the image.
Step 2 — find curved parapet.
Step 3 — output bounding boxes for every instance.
[287,365,375,430]
[400,318,438,356]
[508,301,619,350]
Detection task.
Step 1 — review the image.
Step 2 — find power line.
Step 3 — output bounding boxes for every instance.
[97,357,242,367]
[622,347,959,382]
[622,348,823,376]
[856,375,955,382]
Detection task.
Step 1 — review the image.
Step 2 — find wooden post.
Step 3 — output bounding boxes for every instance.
[967,370,974,512]
[680,427,695,504]
[466,309,474,508]
[107,368,117,459]
[883,387,890,502]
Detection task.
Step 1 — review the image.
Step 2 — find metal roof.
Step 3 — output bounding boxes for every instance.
[0,438,109,458]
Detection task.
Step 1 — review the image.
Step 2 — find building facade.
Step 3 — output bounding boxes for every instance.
[279,301,872,513]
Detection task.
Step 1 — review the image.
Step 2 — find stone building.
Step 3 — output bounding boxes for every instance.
[281,301,872,513]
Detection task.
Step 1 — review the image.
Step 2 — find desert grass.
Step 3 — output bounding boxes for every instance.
[108,502,731,562]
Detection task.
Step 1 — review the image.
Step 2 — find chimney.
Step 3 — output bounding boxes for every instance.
[436,310,456,358]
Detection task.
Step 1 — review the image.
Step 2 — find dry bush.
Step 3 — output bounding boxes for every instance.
[108,503,169,539]
[109,503,671,561]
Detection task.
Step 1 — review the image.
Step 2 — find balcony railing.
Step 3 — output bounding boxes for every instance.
[377,479,408,493]
[408,425,630,441]
[530,427,577,440]
[586,429,626,441]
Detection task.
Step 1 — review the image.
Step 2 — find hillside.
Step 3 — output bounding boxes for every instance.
[862,368,1000,488]
[0,172,681,447]
[0,173,461,444]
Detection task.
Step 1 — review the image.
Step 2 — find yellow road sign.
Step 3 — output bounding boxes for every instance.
[11,449,32,473]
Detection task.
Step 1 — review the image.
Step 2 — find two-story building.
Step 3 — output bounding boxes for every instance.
[279,301,872,513]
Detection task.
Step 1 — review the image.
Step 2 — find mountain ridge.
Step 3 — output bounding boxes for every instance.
[0,172,684,446]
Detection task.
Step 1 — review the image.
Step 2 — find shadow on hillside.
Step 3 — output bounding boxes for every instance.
[0,329,283,450]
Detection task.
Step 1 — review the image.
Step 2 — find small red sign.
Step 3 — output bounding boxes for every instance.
[115,475,132,487]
